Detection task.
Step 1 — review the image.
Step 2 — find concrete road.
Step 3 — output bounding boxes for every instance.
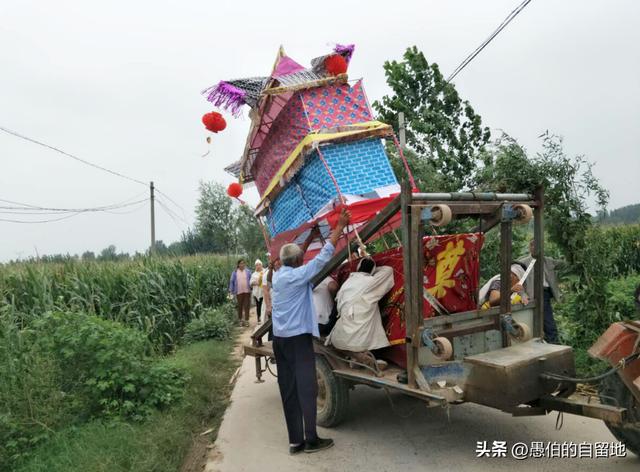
[206,354,638,472]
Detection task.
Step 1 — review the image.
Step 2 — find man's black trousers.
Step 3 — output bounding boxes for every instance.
[272,333,318,445]
[543,287,559,343]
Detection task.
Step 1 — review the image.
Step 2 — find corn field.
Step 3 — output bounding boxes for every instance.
[0,255,232,352]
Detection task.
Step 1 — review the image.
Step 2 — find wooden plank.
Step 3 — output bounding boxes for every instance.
[413,365,431,392]
[250,318,272,346]
[332,369,447,404]
[533,186,545,338]
[310,194,401,287]
[435,319,499,339]
[400,180,414,386]
[413,192,534,202]
[499,217,512,347]
[244,342,275,358]
[409,204,424,388]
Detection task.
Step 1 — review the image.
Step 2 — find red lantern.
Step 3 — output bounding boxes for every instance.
[202,111,227,133]
[227,182,243,198]
[325,54,348,75]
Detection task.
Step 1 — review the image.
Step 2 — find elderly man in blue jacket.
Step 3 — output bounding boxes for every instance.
[271,208,350,455]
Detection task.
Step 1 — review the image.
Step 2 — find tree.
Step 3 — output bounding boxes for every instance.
[167,241,186,256]
[152,240,169,256]
[474,132,609,265]
[98,245,118,261]
[193,181,266,256]
[374,46,491,191]
[235,204,265,257]
[97,245,129,262]
[81,251,95,261]
[195,182,237,253]
[179,228,214,255]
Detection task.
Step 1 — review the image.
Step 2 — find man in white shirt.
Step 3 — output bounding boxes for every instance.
[327,258,394,356]
[313,276,338,337]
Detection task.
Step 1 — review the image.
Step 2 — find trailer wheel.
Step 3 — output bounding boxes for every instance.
[316,355,349,428]
[599,374,640,456]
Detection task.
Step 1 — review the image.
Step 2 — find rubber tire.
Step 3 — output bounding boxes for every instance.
[599,374,640,456]
[316,355,349,428]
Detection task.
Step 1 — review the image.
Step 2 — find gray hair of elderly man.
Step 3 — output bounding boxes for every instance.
[280,243,304,267]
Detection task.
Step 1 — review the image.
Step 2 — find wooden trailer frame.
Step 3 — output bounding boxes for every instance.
[245,180,629,426]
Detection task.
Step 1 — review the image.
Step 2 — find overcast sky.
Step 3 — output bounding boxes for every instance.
[1,0,638,261]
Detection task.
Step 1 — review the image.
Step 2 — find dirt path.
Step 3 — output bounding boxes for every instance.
[205,344,638,472]
[180,315,256,472]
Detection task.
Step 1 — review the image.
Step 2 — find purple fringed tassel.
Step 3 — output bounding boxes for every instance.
[201,81,247,117]
[334,44,355,64]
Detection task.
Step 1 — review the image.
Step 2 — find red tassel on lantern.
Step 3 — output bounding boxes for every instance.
[227,182,243,198]
[325,55,348,75]
[202,111,227,133]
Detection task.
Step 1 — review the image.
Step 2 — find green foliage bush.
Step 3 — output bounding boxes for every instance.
[0,311,186,470]
[0,310,73,468]
[33,312,186,417]
[183,304,235,343]
[554,225,640,374]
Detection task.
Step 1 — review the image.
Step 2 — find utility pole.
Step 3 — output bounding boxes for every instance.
[398,112,406,149]
[150,181,156,254]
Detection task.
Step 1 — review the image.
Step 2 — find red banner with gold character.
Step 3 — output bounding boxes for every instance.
[348,233,484,368]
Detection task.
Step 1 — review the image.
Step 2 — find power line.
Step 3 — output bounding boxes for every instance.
[0,212,82,224]
[155,188,188,219]
[447,0,533,82]
[156,198,187,231]
[0,199,147,215]
[0,199,148,223]
[0,192,148,213]
[0,126,192,233]
[156,197,189,226]
[0,126,148,187]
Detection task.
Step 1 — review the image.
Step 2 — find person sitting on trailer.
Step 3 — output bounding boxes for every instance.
[479,263,529,309]
[314,276,339,337]
[326,258,394,367]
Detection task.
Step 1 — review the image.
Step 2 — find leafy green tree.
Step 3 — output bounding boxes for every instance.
[193,181,265,256]
[599,203,640,225]
[167,241,186,256]
[179,228,215,255]
[474,132,609,265]
[151,240,169,256]
[98,245,118,262]
[195,182,236,253]
[374,46,491,191]
[81,251,95,261]
[235,204,265,256]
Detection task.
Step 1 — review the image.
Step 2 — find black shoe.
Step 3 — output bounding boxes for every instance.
[289,443,305,455]
[304,437,334,453]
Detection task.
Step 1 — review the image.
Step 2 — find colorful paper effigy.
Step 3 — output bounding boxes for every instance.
[204,44,408,244]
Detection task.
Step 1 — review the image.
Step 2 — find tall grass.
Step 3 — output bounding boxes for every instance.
[0,255,231,352]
